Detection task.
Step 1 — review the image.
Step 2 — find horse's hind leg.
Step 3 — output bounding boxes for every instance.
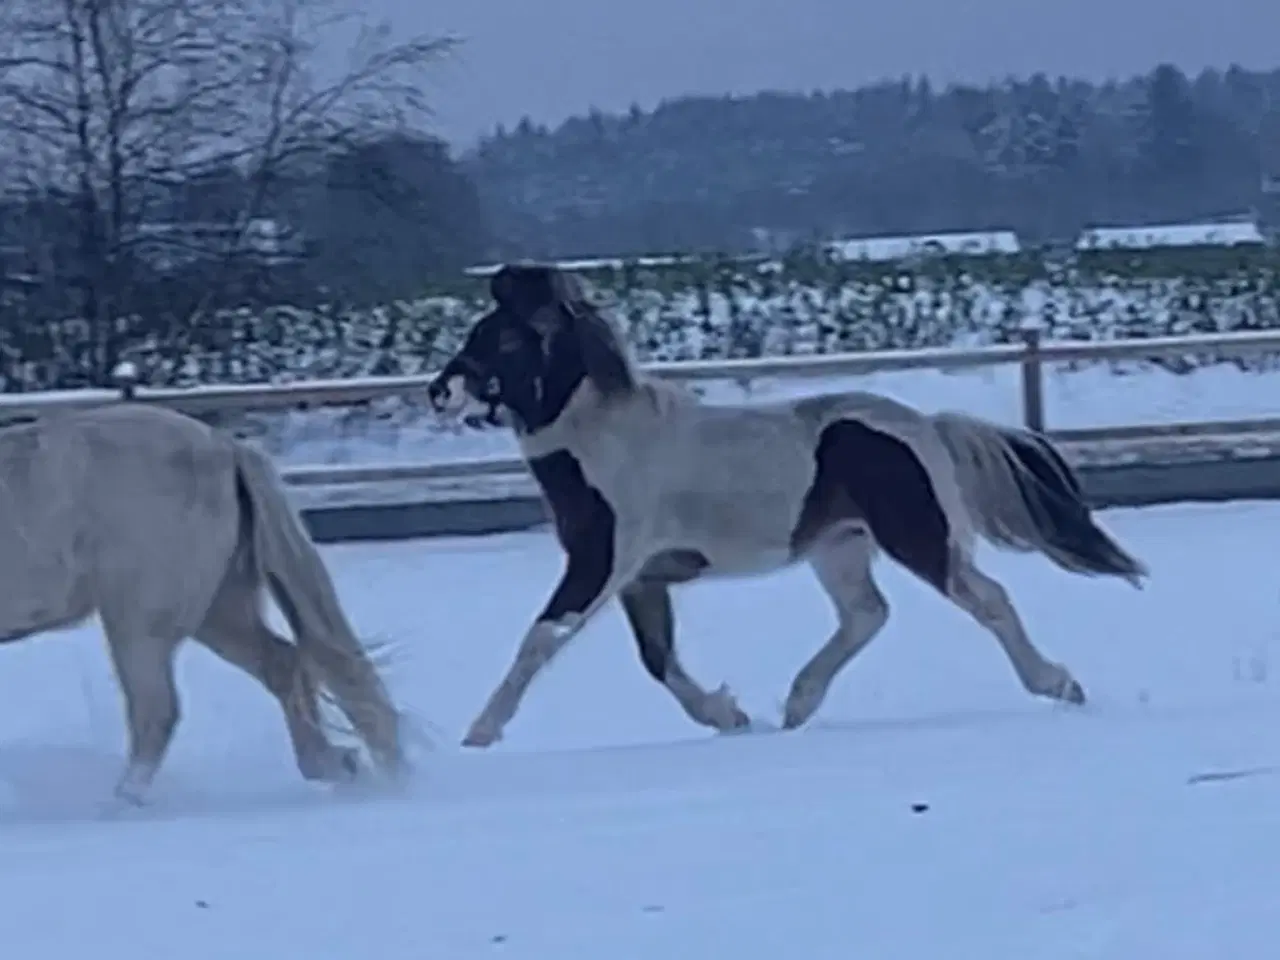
[194,574,359,784]
[100,623,183,805]
[783,527,889,729]
[813,419,1082,706]
[619,579,750,732]
[946,549,1085,705]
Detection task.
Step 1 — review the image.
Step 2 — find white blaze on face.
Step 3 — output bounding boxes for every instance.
[432,373,505,426]
[432,373,469,418]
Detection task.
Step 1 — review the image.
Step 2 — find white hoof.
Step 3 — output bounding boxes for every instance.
[1035,662,1087,706]
[462,717,504,748]
[701,684,751,732]
[112,762,156,808]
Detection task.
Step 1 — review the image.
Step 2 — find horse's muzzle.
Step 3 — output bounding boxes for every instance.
[427,362,504,427]
[427,357,470,413]
[426,375,452,413]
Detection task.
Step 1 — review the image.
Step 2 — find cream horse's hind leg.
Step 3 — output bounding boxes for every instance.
[100,621,184,805]
[782,527,889,729]
[194,568,360,784]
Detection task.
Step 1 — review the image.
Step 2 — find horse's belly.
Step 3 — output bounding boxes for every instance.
[698,544,796,578]
[650,497,801,578]
[0,550,87,642]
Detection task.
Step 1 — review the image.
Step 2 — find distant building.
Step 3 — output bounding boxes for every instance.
[1074,219,1265,251]
[826,229,1022,262]
[464,253,700,277]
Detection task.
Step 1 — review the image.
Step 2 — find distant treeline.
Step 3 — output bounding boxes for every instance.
[465,63,1280,260]
[7,62,1280,327]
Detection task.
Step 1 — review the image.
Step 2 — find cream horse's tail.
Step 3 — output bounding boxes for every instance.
[232,440,409,775]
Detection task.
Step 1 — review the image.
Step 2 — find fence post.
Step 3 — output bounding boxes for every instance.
[112,360,140,401]
[1019,326,1045,433]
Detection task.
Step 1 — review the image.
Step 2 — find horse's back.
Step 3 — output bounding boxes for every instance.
[788,390,929,436]
[617,391,824,564]
[647,387,958,565]
[64,405,243,632]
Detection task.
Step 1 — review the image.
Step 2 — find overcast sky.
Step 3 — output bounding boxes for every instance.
[374,0,1280,149]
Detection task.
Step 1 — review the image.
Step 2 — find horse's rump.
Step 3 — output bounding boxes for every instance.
[789,391,977,551]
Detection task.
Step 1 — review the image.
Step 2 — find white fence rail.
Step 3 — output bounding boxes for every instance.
[5,327,1280,490]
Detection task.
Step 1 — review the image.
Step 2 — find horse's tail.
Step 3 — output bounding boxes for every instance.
[231,439,406,775]
[930,412,1148,587]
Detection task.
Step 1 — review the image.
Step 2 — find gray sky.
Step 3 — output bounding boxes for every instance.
[380,0,1280,149]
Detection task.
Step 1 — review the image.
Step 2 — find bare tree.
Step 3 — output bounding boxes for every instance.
[0,0,456,384]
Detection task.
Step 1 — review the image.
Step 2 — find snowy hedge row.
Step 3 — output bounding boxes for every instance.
[6,262,1280,392]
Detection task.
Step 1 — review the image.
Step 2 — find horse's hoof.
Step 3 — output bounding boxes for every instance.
[336,747,362,780]
[111,783,149,809]
[111,765,154,808]
[702,683,752,732]
[462,724,501,748]
[778,685,822,730]
[1038,663,1086,707]
[299,746,362,784]
[1060,679,1087,706]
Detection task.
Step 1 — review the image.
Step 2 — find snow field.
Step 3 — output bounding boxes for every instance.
[1,502,1279,957]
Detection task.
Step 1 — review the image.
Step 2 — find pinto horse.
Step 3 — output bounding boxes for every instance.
[429,264,1148,746]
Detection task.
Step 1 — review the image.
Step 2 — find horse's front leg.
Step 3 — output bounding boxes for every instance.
[463,545,629,748]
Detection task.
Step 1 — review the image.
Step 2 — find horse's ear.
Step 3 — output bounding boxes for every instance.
[572,309,636,398]
[490,263,558,313]
[549,269,587,303]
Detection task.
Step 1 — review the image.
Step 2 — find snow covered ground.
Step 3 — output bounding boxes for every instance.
[2,501,1279,957]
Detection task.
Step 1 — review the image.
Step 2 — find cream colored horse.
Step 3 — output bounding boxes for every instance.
[0,403,406,804]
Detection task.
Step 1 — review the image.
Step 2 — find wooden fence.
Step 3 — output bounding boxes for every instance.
[5,327,1280,489]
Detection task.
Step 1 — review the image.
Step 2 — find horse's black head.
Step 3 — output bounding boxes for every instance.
[427,263,635,433]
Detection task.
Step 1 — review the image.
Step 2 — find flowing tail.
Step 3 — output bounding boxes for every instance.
[232,440,406,775]
[930,412,1148,587]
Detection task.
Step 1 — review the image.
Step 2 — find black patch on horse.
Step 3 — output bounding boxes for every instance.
[429,311,591,435]
[527,449,711,680]
[635,549,710,585]
[791,419,951,592]
[620,550,710,684]
[526,451,615,621]
[619,581,674,682]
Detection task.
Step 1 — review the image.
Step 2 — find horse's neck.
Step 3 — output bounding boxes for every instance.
[519,377,670,462]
